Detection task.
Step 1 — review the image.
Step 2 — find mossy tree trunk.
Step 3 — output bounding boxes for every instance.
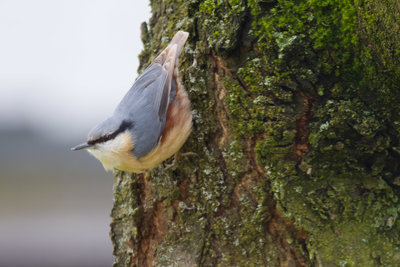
[110,0,400,266]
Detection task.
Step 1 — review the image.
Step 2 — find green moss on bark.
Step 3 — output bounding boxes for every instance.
[248,0,400,265]
[110,0,400,266]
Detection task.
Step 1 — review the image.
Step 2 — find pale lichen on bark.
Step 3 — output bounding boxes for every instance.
[110,0,400,266]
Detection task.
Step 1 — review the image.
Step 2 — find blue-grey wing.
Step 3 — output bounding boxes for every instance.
[114,63,171,158]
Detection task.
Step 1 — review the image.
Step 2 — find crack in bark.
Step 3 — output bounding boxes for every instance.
[213,56,231,149]
[137,201,166,267]
[266,207,308,267]
[211,56,308,266]
[294,92,316,164]
[211,55,236,217]
[128,174,167,267]
[251,134,308,267]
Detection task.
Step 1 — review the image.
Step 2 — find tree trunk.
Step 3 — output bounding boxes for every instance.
[110,0,400,266]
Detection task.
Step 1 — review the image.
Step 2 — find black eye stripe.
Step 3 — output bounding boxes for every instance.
[88,120,134,145]
[119,120,134,132]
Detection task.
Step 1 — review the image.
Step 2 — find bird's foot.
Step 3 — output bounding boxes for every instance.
[179,152,197,157]
[164,151,197,171]
[164,156,177,171]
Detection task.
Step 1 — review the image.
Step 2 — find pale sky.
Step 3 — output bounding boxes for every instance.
[0,0,151,141]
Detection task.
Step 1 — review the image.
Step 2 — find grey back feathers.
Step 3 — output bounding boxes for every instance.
[115,63,170,158]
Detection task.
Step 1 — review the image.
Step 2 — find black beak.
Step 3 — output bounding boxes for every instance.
[71,142,94,151]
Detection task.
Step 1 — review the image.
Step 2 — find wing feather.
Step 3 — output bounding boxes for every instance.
[113,63,171,158]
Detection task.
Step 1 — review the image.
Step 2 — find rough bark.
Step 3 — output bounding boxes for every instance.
[110,0,400,266]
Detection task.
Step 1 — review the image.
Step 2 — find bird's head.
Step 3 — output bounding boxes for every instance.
[71,117,134,161]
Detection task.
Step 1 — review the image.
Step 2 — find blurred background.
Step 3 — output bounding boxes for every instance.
[0,1,150,266]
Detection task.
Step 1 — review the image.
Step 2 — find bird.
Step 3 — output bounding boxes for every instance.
[71,31,192,173]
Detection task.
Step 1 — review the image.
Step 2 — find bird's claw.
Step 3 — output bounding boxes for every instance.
[179,152,198,157]
[164,151,197,171]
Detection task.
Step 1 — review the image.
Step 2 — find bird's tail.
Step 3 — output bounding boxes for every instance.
[152,31,189,67]
[168,31,189,63]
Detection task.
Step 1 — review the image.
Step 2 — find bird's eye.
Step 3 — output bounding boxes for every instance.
[88,133,113,145]
[87,120,133,145]
[101,133,113,143]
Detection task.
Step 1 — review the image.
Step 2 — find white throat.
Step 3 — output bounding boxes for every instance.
[87,132,133,171]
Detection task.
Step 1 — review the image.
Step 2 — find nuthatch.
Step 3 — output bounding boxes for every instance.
[72,31,192,173]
